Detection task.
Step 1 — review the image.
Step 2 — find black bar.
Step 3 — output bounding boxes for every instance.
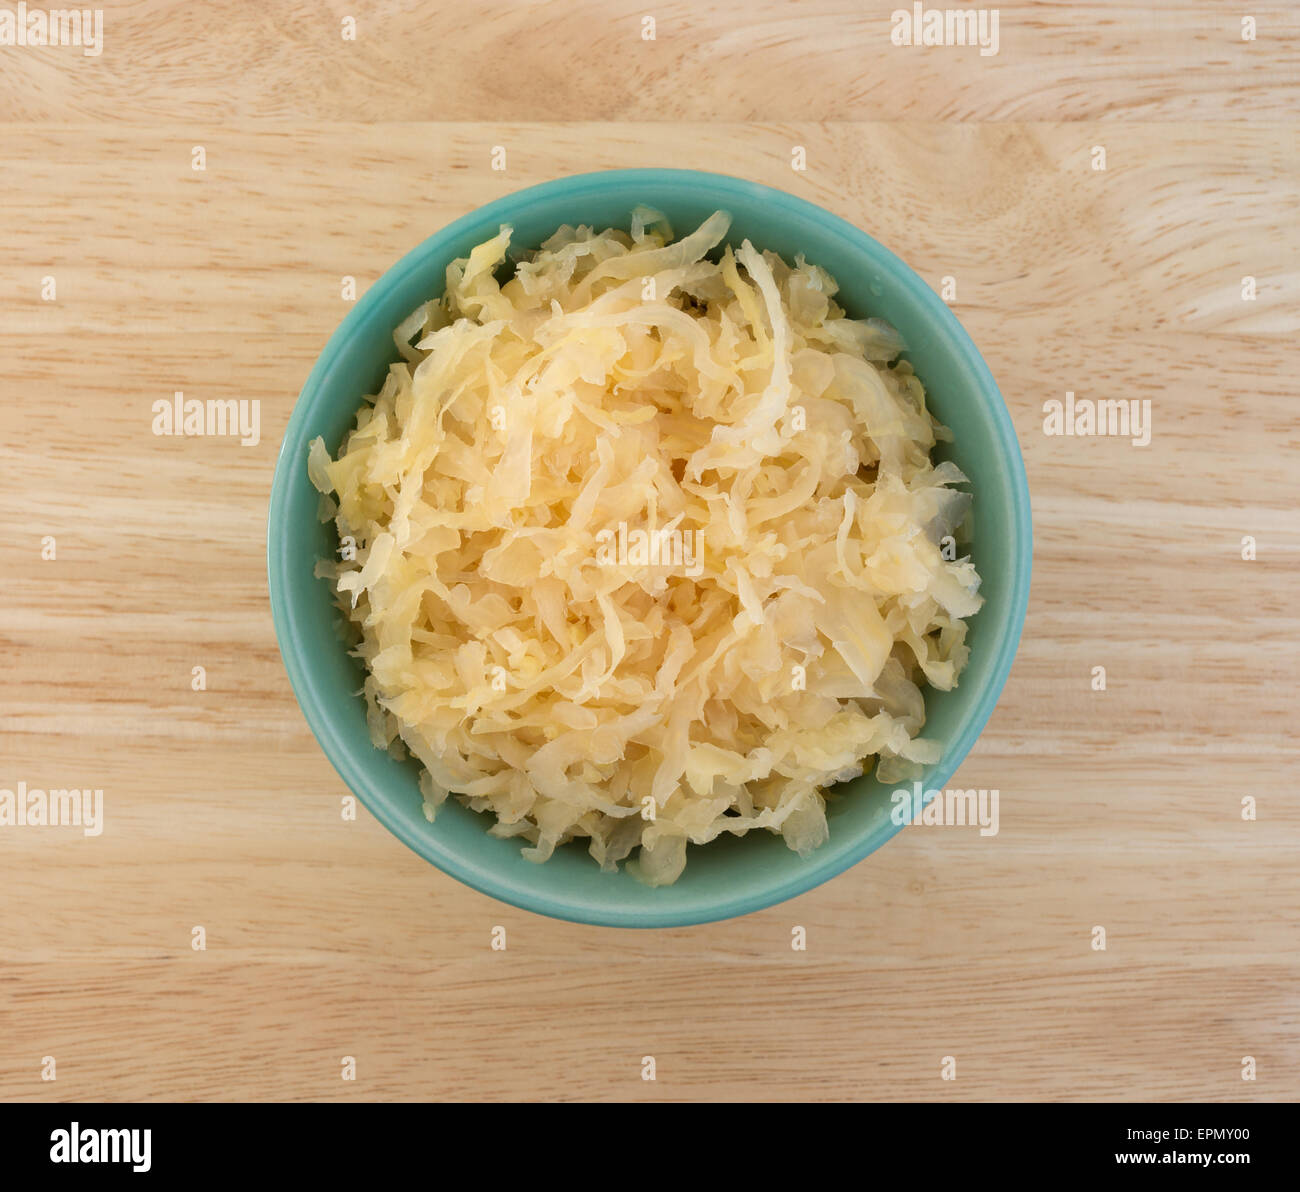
[1,1102,1287,1178]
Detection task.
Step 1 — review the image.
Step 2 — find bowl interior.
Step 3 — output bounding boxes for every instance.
[267,169,1032,928]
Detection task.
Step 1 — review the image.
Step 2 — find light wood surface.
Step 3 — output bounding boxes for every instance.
[1,3,1297,1102]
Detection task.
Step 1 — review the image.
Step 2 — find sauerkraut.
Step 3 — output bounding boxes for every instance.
[308,208,982,886]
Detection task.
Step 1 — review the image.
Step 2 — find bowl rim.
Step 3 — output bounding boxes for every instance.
[267,167,1033,928]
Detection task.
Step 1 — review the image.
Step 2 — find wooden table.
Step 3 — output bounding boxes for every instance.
[1,1,1296,1102]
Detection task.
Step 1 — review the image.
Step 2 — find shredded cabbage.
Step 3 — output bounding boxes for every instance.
[308,209,982,886]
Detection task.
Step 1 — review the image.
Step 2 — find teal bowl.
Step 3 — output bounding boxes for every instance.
[267,169,1032,928]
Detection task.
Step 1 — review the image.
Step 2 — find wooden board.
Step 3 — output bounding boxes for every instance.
[1,2,1296,1102]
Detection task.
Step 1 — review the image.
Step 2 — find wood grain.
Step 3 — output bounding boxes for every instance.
[1,1,1297,123]
[0,5,1297,1102]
